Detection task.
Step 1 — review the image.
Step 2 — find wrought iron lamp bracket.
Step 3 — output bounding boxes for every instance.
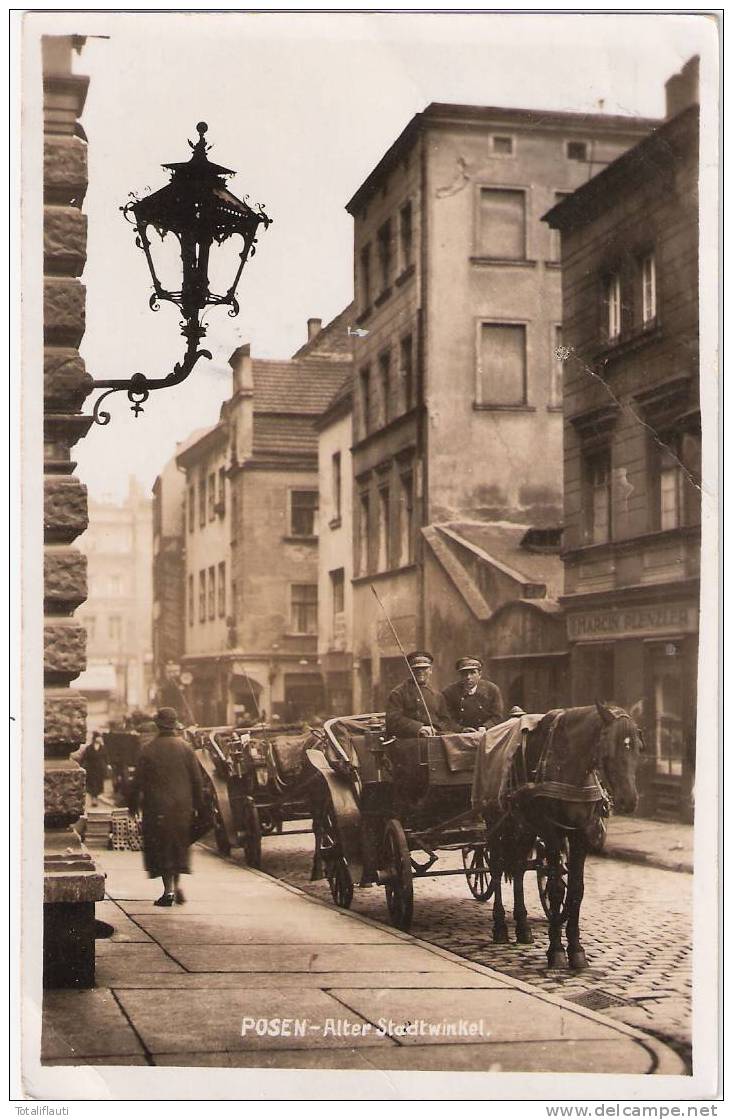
[90,332,212,426]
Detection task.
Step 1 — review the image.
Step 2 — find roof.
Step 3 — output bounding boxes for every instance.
[252,358,351,415]
[347,101,660,213]
[291,302,357,359]
[175,420,227,468]
[252,415,319,458]
[439,521,564,600]
[314,372,353,431]
[544,104,698,231]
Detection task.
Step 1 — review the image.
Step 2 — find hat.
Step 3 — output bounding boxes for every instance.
[456,657,483,672]
[407,650,434,669]
[155,707,178,730]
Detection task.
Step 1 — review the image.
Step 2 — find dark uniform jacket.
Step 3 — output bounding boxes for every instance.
[385,679,460,739]
[442,679,504,731]
[128,732,205,878]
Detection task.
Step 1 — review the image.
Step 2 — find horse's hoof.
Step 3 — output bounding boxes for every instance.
[568,949,589,970]
[492,928,510,944]
[546,949,567,969]
[515,927,533,945]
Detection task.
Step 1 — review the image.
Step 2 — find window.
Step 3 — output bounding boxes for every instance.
[188,575,194,626]
[198,477,206,527]
[649,643,685,776]
[566,140,588,161]
[290,490,318,537]
[331,452,342,522]
[641,253,657,325]
[231,579,238,621]
[359,365,371,436]
[478,322,527,406]
[359,243,371,311]
[358,490,370,575]
[549,191,571,261]
[652,430,701,531]
[188,488,195,533]
[378,350,391,425]
[331,568,345,618]
[550,324,564,408]
[398,470,414,566]
[400,334,414,411]
[85,615,96,640]
[377,220,392,293]
[291,584,318,634]
[199,571,206,622]
[477,188,525,260]
[108,574,122,596]
[604,273,621,341]
[377,485,390,572]
[491,134,514,155]
[218,467,226,514]
[399,201,413,270]
[208,472,216,520]
[584,450,612,544]
[108,616,122,642]
[216,560,225,622]
[207,566,216,620]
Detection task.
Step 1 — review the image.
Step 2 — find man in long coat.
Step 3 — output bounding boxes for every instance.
[385,651,459,739]
[442,656,504,732]
[128,707,205,907]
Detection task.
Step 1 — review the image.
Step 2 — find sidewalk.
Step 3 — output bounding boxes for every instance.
[602,817,693,874]
[37,844,685,1088]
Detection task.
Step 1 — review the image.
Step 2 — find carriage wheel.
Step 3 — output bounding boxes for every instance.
[536,837,569,921]
[317,803,354,909]
[382,819,414,931]
[207,781,231,857]
[462,845,493,901]
[242,796,262,869]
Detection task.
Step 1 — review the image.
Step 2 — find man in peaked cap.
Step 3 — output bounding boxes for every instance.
[442,656,504,733]
[385,651,460,739]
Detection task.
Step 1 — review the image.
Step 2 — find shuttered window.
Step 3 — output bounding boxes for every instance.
[478,323,527,406]
[477,188,525,260]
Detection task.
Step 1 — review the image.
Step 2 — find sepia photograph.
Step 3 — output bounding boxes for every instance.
[16,9,719,1103]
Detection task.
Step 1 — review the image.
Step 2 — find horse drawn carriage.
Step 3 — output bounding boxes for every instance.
[192,722,317,867]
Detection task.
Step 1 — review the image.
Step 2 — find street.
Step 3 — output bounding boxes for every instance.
[216,824,693,1066]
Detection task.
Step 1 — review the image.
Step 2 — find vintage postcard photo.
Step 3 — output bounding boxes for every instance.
[16,9,719,1103]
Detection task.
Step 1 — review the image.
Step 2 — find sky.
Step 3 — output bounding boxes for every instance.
[37,11,713,502]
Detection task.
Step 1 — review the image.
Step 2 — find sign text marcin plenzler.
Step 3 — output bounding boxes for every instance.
[568,602,697,640]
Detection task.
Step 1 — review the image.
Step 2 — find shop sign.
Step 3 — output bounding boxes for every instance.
[568,602,697,641]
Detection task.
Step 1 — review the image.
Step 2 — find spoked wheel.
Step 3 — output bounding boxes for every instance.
[382,819,414,931]
[207,781,231,857]
[536,837,569,921]
[317,803,354,909]
[241,796,262,869]
[462,845,493,901]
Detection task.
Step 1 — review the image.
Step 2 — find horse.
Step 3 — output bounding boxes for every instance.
[483,701,644,970]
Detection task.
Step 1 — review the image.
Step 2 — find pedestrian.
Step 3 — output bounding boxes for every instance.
[385,651,459,739]
[77,731,108,806]
[442,656,504,732]
[127,706,205,907]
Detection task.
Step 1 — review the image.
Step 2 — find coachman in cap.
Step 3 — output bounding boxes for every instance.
[385,651,459,739]
[442,657,504,733]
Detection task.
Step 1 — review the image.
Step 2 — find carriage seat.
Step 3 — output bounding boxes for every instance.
[268,736,308,786]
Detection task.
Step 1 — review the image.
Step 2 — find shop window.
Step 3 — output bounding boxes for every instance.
[290,490,318,537]
[217,561,226,618]
[478,322,527,406]
[476,188,526,260]
[649,643,685,776]
[583,449,612,544]
[291,584,318,634]
[399,201,413,270]
[208,566,216,620]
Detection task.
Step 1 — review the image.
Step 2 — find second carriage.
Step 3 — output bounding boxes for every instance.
[308,713,565,931]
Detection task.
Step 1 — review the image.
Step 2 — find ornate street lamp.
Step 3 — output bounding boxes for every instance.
[91,122,271,424]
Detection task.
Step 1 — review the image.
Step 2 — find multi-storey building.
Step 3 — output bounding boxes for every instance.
[76,478,154,726]
[345,101,658,707]
[316,374,354,713]
[175,316,351,726]
[544,58,700,820]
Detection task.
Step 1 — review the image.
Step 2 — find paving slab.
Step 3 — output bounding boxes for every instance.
[102,969,505,990]
[328,987,622,1045]
[167,942,479,974]
[115,988,399,1055]
[96,900,153,943]
[42,1057,151,1067]
[42,991,145,1061]
[131,911,397,945]
[94,941,185,983]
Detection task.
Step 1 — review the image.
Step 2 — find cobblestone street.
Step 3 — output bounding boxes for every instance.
[219,823,692,1067]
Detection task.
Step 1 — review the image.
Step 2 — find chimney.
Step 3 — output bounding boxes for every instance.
[229,344,253,395]
[665,55,700,119]
[307,317,322,342]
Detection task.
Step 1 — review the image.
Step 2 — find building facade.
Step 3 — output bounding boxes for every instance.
[151,456,188,715]
[76,478,154,724]
[316,376,354,714]
[545,59,700,821]
[345,102,658,708]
